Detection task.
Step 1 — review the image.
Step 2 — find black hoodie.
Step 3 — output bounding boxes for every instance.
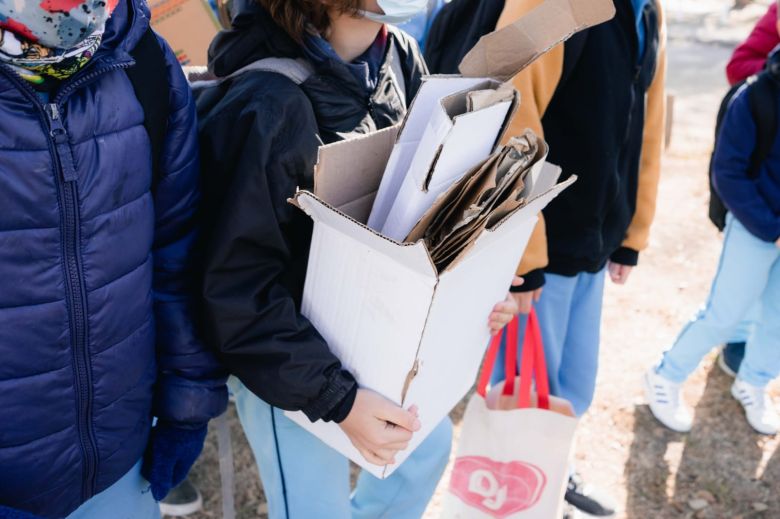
[196,1,427,422]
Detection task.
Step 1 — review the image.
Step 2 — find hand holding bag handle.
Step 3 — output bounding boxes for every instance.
[477,310,550,410]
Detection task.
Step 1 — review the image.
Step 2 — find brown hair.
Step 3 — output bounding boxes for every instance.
[257,0,363,42]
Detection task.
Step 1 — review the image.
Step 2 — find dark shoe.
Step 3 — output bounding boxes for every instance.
[718,342,745,378]
[159,479,203,517]
[565,475,616,517]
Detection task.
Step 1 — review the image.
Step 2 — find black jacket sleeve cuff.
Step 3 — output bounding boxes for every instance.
[323,384,358,424]
[610,247,639,267]
[510,269,545,293]
[303,369,357,423]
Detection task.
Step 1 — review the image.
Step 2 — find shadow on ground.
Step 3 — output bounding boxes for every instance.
[626,365,778,518]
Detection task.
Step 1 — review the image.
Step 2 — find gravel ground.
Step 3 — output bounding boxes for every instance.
[183,2,780,517]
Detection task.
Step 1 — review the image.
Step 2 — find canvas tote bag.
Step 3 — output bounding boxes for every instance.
[443,311,578,518]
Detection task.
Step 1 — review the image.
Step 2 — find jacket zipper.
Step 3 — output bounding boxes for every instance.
[46,102,98,502]
[0,61,131,501]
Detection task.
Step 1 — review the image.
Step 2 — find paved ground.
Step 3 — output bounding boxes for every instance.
[183,2,780,517]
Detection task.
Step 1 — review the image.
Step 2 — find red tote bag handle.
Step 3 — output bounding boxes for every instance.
[477,310,551,410]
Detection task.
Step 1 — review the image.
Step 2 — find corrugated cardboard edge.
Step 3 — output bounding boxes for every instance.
[291,171,576,278]
[458,0,616,82]
[291,191,438,274]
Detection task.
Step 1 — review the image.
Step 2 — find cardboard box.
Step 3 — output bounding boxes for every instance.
[150,0,220,67]
[287,0,616,478]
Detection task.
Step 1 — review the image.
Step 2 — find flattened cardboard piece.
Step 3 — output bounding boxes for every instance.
[442,172,573,275]
[525,160,565,201]
[380,99,515,242]
[404,133,549,271]
[459,0,617,82]
[368,78,490,231]
[406,157,499,244]
[149,0,220,67]
[367,77,516,234]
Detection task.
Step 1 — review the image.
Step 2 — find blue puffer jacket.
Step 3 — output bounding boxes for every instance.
[0,1,228,517]
[714,80,780,242]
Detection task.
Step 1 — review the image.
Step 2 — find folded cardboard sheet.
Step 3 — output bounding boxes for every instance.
[368,80,518,242]
[411,132,549,271]
[287,0,616,478]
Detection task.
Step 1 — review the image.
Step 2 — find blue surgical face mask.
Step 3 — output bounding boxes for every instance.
[359,0,429,25]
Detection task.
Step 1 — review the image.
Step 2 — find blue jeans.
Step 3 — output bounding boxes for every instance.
[659,215,780,387]
[66,460,159,519]
[493,269,607,417]
[231,379,452,519]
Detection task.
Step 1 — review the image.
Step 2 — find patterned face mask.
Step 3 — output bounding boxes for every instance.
[0,0,118,49]
[0,0,118,85]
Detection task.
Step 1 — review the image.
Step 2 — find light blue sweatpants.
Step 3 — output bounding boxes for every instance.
[66,460,160,519]
[658,214,780,387]
[231,379,453,519]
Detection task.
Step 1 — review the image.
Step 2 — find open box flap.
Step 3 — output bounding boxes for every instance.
[459,0,616,82]
[313,124,400,221]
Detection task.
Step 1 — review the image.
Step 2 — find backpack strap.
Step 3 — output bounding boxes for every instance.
[747,73,778,179]
[127,28,170,192]
[189,57,315,91]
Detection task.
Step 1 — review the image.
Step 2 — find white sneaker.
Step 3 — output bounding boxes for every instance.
[644,367,693,433]
[731,379,780,435]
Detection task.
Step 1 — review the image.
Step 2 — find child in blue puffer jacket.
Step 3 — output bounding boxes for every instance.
[646,48,780,436]
[0,0,227,517]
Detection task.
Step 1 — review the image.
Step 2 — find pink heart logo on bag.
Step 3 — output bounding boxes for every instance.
[449,456,547,518]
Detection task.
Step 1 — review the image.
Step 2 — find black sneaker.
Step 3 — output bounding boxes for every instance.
[718,342,745,378]
[564,475,616,517]
[159,478,203,517]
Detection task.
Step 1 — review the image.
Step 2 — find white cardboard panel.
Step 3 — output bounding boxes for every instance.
[368,77,492,232]
[431,101,513,191]
[390,216,539,471]
[368,76,485,229]
[401,179,576,433]
[381,100,513,242]
[301,223,436,399]
[399,77,490,142]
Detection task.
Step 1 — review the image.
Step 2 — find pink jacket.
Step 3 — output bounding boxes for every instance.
[726,3,779,85]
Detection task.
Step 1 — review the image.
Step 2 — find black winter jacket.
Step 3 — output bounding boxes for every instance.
[196,1,427,422]
[540,0,661,275]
